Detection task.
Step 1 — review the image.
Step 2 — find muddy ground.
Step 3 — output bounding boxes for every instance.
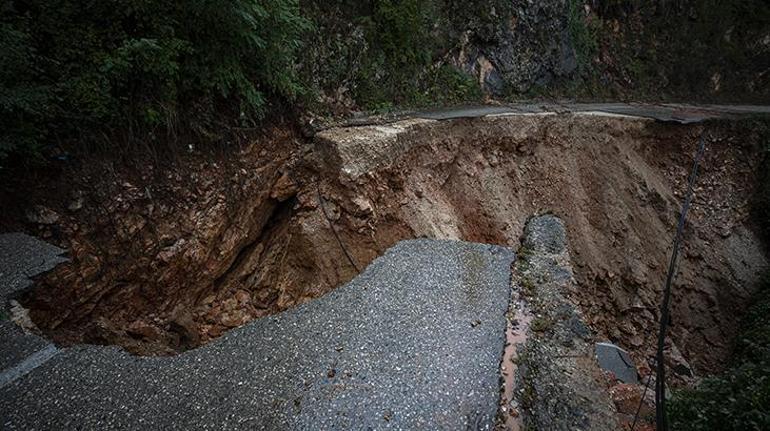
[4,112,768,382]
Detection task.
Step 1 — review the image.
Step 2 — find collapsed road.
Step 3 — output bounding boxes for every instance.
[1,238,515,430]
[2,103,769,429]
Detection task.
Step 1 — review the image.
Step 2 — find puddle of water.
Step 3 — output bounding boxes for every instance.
[500,302,532,431]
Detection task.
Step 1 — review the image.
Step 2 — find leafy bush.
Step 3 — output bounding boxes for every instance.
[0,21,49,159]
[567,0,600,75]
[353,0,438,108]
[669,277,770,430]
[0,0,308,159]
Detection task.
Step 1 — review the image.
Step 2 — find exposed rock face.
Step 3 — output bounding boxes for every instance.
[455,0,578,95]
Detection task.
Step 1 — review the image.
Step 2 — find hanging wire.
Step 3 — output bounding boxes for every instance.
[653,133,707,431]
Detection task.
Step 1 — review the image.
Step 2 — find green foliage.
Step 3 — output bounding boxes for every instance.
[0,21,50,159]
[353,0,437,108]
[530,316,554,333]
[0,0,308,160]
[669,277,770,430]
[578,0,770,101]
[351,0,488,110]
[655,0,770,99]
[669,362,770,430]
[427,65,483,105]
[369,0,432,69]
[443,0,513,43]
[567,0,600,75]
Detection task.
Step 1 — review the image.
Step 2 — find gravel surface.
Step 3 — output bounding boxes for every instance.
[1,239,514,430]
[513,216,619,430]
[0,233,67,300]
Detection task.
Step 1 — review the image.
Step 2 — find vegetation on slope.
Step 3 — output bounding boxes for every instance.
[1,0,768,164]
[299,0,488,112]
[0,0,309,160]
[669,275,770,430]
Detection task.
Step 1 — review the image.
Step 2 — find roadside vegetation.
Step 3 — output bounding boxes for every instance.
[0,0,309,161]
[299,0,490,112]
[1,0,487,165]
[669,275,770,430]
[1,0,767,165]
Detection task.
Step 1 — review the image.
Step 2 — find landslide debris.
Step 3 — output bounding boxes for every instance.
[505,215,620,431]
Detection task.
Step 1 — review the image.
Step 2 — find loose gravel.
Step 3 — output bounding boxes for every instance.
[1,239,514,430]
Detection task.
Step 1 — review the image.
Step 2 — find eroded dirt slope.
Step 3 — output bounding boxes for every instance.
[18,113,769,377]
[309,114,768,375]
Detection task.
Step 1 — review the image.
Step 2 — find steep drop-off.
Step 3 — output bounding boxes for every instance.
[19,113,768,380]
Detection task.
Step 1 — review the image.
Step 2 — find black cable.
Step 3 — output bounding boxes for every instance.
[654,133,707,431]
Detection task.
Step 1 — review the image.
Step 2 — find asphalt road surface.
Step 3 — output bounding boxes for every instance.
[1,239,515,430]
[336,102,770,129]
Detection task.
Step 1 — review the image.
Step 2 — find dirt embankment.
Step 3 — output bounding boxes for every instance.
[12,113,769,376]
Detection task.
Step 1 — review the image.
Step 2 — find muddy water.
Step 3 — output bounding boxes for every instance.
[500,302,532,430]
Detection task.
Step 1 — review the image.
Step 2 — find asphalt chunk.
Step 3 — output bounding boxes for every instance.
[1,239,514,430]
[0,233,66,374]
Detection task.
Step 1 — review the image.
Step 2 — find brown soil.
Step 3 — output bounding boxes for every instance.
[9,113,768,376]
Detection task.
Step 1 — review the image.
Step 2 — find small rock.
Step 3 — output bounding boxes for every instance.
[68,195,84,212]
[25,205,60,225]
[235,290,251,305]
[220,312,243,328]
[667,343,694,378]
[609,383,650,416]
[127,320,162,341]
[157,239,186,263]
[169,306,201,346]
[270,172,297,202]
[351,196,373,215]
[9,300,39,333]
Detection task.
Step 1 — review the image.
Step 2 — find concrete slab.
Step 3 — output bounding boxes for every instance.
[595,342,639,384]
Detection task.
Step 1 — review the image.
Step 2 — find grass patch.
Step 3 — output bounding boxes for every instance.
[530,316,554,333]
[520,275,537,299]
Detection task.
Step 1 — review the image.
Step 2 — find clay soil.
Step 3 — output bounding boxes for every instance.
[6,113,768,378]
